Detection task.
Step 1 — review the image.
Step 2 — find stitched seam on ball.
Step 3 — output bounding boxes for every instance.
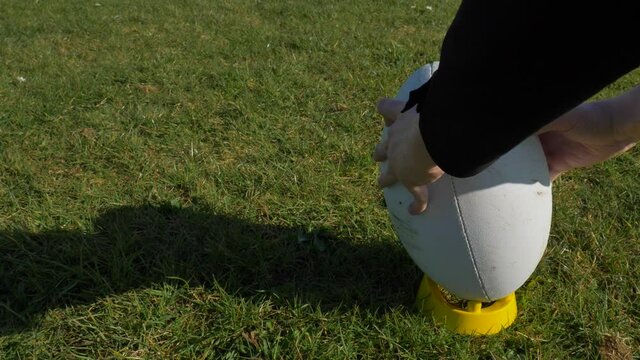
[450,177,490,300]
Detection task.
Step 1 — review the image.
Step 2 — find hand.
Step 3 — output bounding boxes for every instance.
[538,86,640,180]
[373,98,444,215]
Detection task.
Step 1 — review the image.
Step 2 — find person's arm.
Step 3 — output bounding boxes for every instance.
[538,86,640,180]
[405,1,640,177]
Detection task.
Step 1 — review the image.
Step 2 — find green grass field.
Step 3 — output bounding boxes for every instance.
[1,0,639,358]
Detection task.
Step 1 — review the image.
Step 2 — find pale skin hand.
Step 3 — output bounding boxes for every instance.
[373,98,444,215]
[537,86,640,180]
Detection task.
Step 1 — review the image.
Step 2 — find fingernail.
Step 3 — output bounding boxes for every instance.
[408,201,427,215]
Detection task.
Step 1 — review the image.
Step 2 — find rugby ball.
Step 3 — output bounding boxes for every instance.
[381,63,552,301]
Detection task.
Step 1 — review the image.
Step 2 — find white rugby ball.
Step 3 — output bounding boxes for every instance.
[381,63,552,301]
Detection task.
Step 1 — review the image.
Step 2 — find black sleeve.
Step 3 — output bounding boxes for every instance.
[404,1,640,178]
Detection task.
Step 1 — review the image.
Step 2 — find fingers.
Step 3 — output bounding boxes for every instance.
[377,98,406,126]
[373,98,406,161]
[372,141,387,161]
[377,171,397,188]
[408,185,429,215]
[378,171,430,215]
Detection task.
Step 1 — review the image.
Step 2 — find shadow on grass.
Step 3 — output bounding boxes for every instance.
[0,202,421,334]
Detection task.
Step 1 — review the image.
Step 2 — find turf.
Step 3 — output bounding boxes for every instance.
[1,0,639,358]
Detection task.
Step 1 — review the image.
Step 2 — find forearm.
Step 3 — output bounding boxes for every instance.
[605,86,640,143]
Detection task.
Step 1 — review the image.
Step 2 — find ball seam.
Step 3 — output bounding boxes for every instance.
[450,176,490,300]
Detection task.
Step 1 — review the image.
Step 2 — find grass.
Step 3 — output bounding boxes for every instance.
[0,0,639,358]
